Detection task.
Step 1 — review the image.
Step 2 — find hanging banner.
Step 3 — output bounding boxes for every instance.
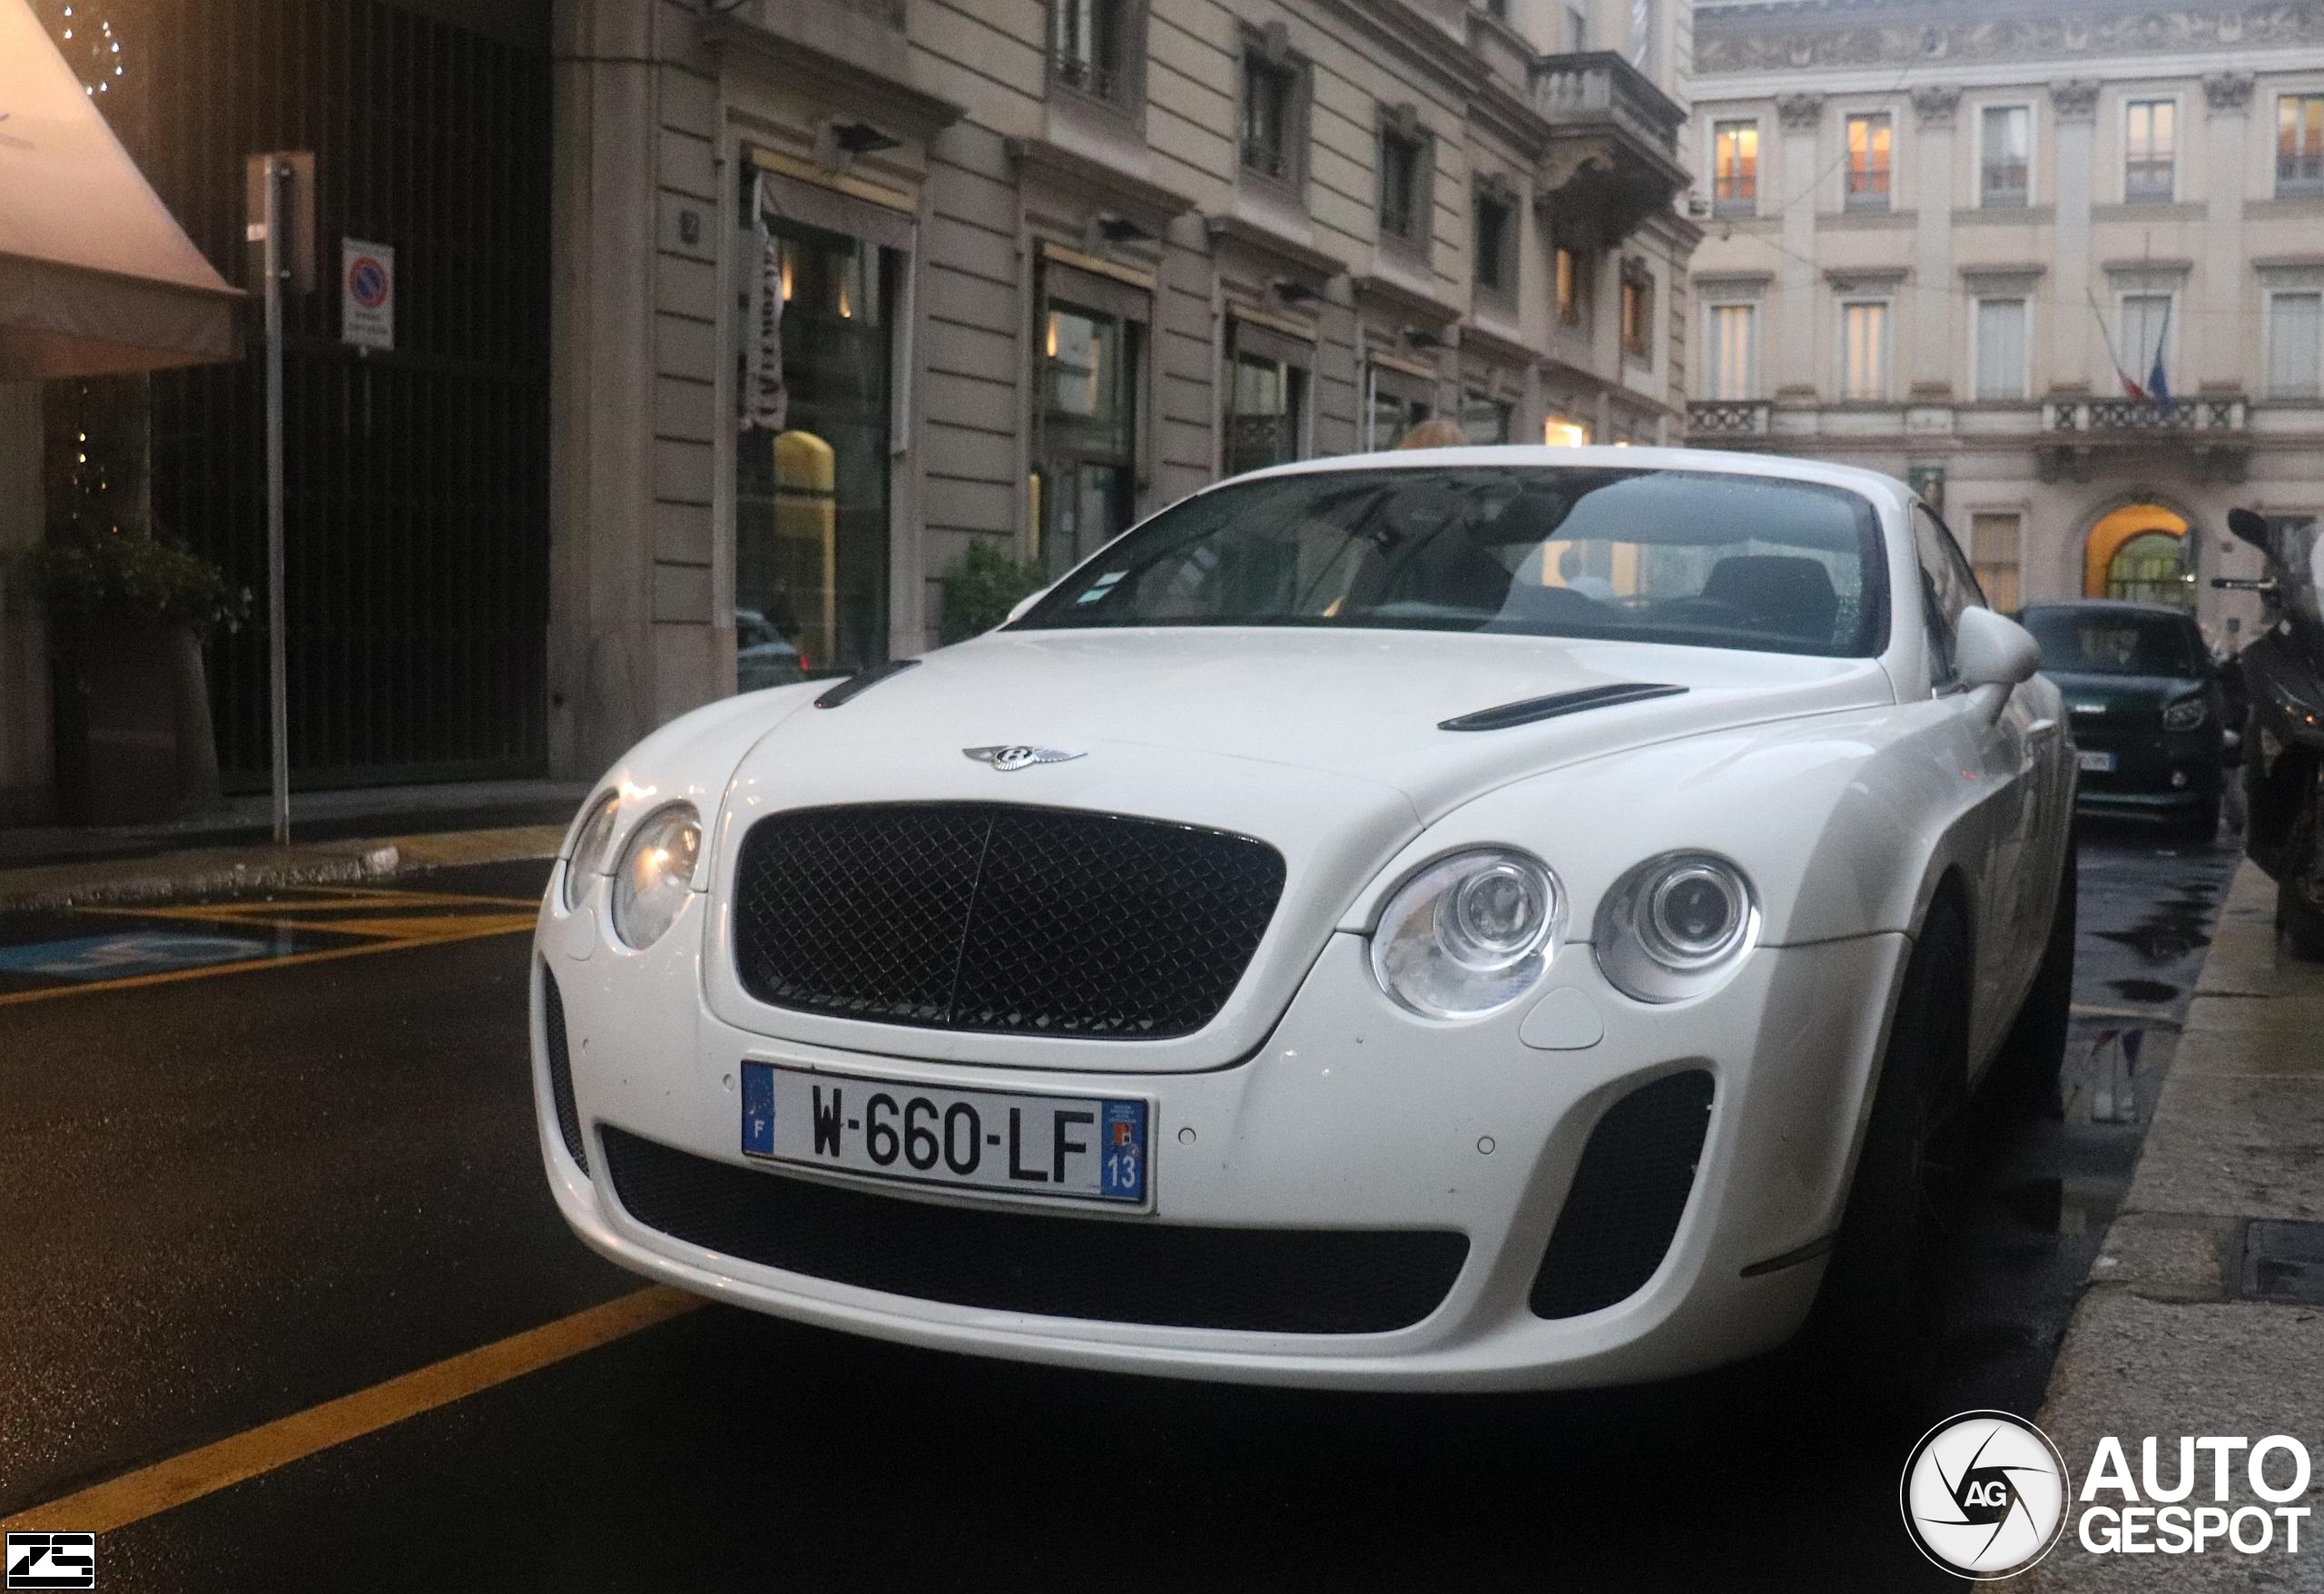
[741,175,788,432]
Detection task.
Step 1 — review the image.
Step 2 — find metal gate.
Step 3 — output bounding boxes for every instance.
[61,0,552,788]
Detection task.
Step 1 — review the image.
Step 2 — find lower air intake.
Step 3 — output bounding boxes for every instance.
[540,964,587,1172]
[1530,1069,1715,1320]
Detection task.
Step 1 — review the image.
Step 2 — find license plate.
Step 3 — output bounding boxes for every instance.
[2078,750,2116,773]
[740,1062,1149,1206]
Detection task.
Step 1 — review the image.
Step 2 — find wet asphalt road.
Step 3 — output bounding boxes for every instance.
[0,831,2239,1591]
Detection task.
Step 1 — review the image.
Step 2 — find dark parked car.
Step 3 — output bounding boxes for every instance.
[2023,600,2228,834]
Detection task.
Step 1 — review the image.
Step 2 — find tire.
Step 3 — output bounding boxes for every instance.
[2280,880,2324,962]
[1798,895,1971,1408]
[1987,844,2075,1117]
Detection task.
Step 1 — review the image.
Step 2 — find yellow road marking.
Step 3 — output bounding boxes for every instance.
[0,919,532,1008]
[1,1286,702,1535]
[290,912,537,940]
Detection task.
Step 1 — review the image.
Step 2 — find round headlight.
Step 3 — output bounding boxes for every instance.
[1371,850,1562,1019]
[563,791,620,910]
[1595,851,1759,1003]
[611,802,701,950]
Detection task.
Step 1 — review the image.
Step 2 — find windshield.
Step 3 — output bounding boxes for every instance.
[1010,467,1888,657]
[2024,608,2201,677]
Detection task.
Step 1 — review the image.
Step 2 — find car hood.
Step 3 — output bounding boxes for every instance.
[698,628,1896,1072]
[2045,670,2205,733]
[752,627,1897,822]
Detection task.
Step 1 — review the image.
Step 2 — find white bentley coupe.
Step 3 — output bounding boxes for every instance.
[533,447,2075,1391]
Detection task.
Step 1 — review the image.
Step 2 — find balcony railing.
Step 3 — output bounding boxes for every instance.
[1687,399,1772,437]
[2043,396,2247,434]
[1531,51,1685,159]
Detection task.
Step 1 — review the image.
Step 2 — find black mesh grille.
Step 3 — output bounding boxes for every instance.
[1531,1070,1715,1320]
[732,803,1287,1039]
[601,1127,1467,1334]
[540,964,587,1173]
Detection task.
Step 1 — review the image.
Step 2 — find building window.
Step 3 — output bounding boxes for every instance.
[1969,512,2022,615]
[1461,391,1512,444]
[1473,185,1515,299]
[1241,45,1305,190]
[1980,105,2029,207]
[1712,121,1758,215]
[1565,4,1587,50]
[1051,0,1139,110]
[1036,288,1143,576]
[2281,94,2324,196]
[2270,290,2323,399]
[1845,113,1892,211]
[1226,333,1307,475]
[1555,247,1589,327]
[1974,297,2029,400]
[1840,300,1889,399]
[1706,301,1758,399]
[1620,259,1654,363]
[734,206,897,681]
[2117,291,2174,390]
[1365,365,1432,449]
[1378,123,1429,250]
[2125,99,2175,202]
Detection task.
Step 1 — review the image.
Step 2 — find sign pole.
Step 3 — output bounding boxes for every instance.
[262,155,290,846]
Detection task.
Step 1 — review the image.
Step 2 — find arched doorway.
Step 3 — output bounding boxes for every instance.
[2083,503,2193,607]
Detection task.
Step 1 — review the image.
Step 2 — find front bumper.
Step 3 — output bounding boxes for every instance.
[2073,726,2223,818]
[531,887,1905,1392]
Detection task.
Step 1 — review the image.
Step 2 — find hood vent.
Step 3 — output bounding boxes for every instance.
[1439,682,1687,733]
[814,658,921,710]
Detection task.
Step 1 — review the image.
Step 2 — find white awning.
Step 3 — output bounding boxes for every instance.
[0,0,241,378]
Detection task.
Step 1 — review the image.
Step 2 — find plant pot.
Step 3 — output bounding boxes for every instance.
[53,616,224,826]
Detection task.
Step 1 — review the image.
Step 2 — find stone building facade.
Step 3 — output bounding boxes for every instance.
[551,0,1699,776]
[1685,0,2324,638]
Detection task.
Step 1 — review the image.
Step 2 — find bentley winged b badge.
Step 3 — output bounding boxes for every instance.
[963,744,1086,772]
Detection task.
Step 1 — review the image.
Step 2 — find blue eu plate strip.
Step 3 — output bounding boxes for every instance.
[1098,1098,1147,1203]
[740,1061,775,1156]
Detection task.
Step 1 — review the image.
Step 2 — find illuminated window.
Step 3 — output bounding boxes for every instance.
[2281,94,2324,195]
[1712,121,1758,214]
[1845,113,1892,210]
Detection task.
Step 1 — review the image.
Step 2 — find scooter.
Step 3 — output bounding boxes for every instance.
[2218,507,2324,957]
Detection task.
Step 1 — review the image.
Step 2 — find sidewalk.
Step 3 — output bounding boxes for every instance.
[2029,860,2324,1590]
[0,779,585,910]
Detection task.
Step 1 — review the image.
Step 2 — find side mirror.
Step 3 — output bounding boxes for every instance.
[1004,584,1056,625]
[2228,507,2272,552]
[1955,605,2042,690]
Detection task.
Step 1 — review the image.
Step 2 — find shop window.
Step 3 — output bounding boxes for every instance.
[734,192,897,683]
[1461,391,1512,445]
[1036,278,1144,576]
[1226,330,1307,475]
[1366,366,1432,449]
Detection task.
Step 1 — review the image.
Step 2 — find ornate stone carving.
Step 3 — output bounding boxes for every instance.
[1777,93,1825,132]
[1910,84,1963,126]
[2204,70,2256,114]
[2050,78,2102,123]
[1697,5,2324,76]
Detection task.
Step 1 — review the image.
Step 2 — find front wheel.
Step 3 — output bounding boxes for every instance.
[1797,896,1971,1405]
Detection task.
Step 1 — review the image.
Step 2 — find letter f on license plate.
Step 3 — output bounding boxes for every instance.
[741,1062,1149,1207]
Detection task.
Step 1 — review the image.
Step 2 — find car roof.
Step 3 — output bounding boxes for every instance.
[2021,598,2197,621]
[1211,444,1918,512]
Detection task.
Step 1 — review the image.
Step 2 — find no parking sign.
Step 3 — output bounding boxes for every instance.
[341,238,394,349]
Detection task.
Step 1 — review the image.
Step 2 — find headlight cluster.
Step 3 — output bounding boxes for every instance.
[1369,847,1759,1018]
[612,803,702,950]
[1371,850,1563,1018]
[1592,852,1759,1004]
[2162,692,2209,732]
[563,791,620,910]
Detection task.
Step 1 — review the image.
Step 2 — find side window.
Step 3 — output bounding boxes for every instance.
[1912,506,1981,688]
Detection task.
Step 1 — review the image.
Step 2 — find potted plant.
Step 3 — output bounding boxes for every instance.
[22,531,251,825]
[940,538,1049,644]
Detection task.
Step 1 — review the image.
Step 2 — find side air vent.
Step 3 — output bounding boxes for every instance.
[1531,1069,1715,1319]
[541,964,587,1173]
[1439,682,1687,733]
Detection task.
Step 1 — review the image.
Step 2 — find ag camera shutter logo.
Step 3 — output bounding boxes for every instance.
[1900,1411,2072,1579]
